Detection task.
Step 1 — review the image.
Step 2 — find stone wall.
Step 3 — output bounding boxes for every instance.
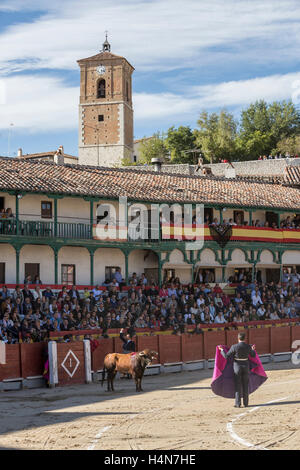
[123,157,300,177]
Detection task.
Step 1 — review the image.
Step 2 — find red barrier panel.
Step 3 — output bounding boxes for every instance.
[136,335,160,364]
[56,342,86,386]
[20,342,46,378]
[92,338,114,372]
[226,329,249,348]
[0,344,21,381]
[248,328,270,354]
[113,335,137,354]
[158,335,181,364]
[181,334,204,362]
[270,326,291,354]
[203,331,226,359]
[291,325,300,345]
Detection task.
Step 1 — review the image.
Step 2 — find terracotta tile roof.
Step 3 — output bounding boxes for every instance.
[284,165,300,186]
[19,151,78,161]
[0,157,299,210]
[77,51,134,70]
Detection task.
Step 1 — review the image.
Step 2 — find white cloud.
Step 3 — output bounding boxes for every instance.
[134,72,300,122]
[1,71,299,133]
[1,0,300,135]
[0,0,300,74]
[0,75,78,131]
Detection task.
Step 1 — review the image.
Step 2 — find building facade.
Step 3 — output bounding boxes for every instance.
[0,157,299,287]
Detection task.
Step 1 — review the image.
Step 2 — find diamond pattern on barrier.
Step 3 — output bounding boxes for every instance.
[61,350,80,378]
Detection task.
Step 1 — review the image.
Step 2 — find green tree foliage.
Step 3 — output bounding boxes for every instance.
[165,126,197,163]
[194,110,237,163]
[274,135,300,156]
[123,100,300,166]
[137,133,169,165]
[238,99,300,159]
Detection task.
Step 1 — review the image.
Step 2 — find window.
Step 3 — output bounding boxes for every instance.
[98,115,104,122]
[97,79,106,98]
[61,264,75,285]
[41,201,52,219]
[0,263,5,283]
[25,263,40,283]
[0,197,4,212]
[163,269,175,282]
[105,266,120,282]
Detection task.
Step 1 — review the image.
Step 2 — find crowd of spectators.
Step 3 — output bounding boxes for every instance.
[0,269,299,344]
[206,214,300,230]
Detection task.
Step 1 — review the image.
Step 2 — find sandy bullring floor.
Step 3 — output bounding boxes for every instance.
[0,362,299,450]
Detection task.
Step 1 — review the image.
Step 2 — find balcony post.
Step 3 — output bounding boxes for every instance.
[124,251,129,285]
[15,194,20,235]
[54,199,57,237]
[46,194,64,237]
[158,251,162,287]
[89,249,95,286]
[53,246,59,285]
[219,207,223,224]
[248,209,253,226]
[278,252,283,282]
[252,262,256,282]
[90,200,94,239]
[15,245,20,284]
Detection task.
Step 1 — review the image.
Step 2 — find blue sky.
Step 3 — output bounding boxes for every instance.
[0,0,300,157]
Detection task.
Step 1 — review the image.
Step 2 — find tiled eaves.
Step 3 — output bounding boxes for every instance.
[0,157,299,211]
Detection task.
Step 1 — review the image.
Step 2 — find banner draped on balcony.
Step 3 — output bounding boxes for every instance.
[209,224,232,248]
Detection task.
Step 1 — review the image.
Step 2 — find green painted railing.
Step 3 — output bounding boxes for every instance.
[0,219,91,240]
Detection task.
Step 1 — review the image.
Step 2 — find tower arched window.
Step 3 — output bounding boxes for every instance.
[97,79,106,98]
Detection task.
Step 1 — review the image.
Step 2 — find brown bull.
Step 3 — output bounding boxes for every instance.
[101,349,158,392]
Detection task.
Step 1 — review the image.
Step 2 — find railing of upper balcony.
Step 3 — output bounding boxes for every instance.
[0,218,300,243]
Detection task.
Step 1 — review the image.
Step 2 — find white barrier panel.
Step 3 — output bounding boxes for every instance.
[0,341,5,364]
[83,340,92,384]
[48,341,58,387]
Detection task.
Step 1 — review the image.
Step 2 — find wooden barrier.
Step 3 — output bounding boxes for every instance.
[91,338,114,372]
[291,325,300,345]
[203,330,226,359]
[158,335,181,364]
[0,344,21,381]
[56,342,86,386]
[181,334,204,362]
[226,329,249,348]
[248,328,271,355]
[1,324,300,386]
[20,342,46,379]
[270,326,291,354]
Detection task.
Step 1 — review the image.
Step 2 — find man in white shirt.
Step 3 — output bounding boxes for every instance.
[256,306,266,318]
[215,311,226,324]
[92,285,102,301]
[252,288,263,308]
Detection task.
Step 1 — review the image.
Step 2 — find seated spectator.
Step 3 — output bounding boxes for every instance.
[214,311,226,324]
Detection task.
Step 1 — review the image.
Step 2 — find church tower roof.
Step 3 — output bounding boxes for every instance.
[77,34,134,70]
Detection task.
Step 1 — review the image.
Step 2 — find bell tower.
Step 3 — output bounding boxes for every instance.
[77,35,134,167]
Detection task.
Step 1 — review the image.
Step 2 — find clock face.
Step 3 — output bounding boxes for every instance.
[96,65,106,75]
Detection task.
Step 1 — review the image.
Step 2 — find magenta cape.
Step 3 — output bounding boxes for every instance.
[211,345,268,398]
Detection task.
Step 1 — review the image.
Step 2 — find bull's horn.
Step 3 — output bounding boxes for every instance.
[139,352,146,357]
